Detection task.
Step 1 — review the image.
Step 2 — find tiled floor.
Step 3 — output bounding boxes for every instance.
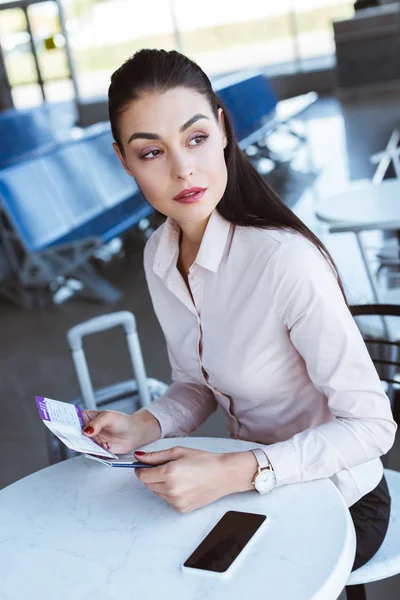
[1,91,400,598]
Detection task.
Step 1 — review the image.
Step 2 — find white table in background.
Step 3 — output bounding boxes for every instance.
[0,437,356,600]
[315,179,400,230]
[315,179,400,302]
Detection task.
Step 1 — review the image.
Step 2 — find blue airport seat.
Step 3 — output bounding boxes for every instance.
[0,105,58,169]
[0,128,152,307]
[0,102,80,170]
[214,70,278,144]
[213,70,318,161]
[48,192,151,248]
[0,150,103,253]
[77,124,141,208]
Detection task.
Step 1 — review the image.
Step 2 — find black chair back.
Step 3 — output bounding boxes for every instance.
[350,304,400,421]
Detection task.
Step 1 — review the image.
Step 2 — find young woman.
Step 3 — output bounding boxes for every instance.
[83,48,397,570]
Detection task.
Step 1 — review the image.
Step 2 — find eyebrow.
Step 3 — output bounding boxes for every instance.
[127,113,210,144]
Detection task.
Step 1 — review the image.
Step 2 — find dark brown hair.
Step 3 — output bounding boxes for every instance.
[108,48,346,299]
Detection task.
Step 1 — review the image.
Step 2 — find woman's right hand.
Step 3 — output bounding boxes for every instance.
[82,410,139,455]
[82,408,162,455]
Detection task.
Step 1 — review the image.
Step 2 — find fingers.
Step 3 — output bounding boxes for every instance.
[136,467,192,513]
[95,438,110,451]
[82,412,113,437]
[142,482,166,494]
[82,410,101,426]
[147,487,178,505]
[135,464,167,485]
[133,446,187,465]
[134,447,192,485]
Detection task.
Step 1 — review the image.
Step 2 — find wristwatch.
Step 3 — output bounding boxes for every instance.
[250,448,277,495]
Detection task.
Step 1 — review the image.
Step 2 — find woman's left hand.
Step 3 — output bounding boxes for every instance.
[134,446,257,513]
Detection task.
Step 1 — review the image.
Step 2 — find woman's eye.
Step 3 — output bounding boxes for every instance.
[140,149,162,160]
[139,134,208,159]
[188,134,208,147]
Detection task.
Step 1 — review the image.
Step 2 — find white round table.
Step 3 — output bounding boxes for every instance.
[315,179,400,229]
[0,437,356,600]
[314,178,400,303]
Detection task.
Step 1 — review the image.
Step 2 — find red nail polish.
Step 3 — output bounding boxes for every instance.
[135,451,146,456]
[84,426,94,434]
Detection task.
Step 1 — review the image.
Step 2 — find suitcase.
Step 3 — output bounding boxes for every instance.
[46,310,168,463]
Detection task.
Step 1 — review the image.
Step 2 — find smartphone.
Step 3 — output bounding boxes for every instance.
[182,510,267,577]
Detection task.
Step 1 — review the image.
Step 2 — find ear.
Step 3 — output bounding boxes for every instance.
[218,108,228,148]
[113,142,134,177]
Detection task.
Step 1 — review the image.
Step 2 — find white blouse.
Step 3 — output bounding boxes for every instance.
[143,209,397,506]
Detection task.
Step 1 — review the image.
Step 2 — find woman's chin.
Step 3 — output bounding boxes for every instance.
[172,201,216,223]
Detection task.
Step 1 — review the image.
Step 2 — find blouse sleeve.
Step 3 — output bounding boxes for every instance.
[260,237,397,487]
[143,343,218,437]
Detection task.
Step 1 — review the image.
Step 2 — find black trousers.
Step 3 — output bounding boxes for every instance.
[349,474,391,571]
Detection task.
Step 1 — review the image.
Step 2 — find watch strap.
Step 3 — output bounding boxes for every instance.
[250,447,272,470]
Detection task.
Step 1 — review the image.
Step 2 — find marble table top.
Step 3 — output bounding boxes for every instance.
[0,437,356,600]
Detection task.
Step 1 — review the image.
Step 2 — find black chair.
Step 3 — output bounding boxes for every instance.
[350,303,400,425]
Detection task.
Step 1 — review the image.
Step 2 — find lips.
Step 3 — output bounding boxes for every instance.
[173,189,206,205]
[173,187,207,202]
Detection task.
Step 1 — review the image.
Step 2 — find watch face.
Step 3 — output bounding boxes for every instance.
[255,470,276,494]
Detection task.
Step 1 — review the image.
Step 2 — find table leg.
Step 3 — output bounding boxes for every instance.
[355,232,381,304]
[345,583,367,600]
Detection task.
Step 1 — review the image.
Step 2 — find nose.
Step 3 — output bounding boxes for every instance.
[170,151,194,181]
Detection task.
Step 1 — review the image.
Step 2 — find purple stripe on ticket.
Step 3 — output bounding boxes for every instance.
[35,396,50,421]
[75,405,85,428]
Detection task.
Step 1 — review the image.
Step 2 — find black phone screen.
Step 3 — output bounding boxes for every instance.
[183,510,267,573]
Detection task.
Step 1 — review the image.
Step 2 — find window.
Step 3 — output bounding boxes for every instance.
[64,0,177,99]
[293,0,354,64]
[0,0,355,107]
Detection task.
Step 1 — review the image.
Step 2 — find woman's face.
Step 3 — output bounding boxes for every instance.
[113,87,228,226]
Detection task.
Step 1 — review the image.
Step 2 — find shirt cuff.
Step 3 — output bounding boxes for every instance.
[143,381,217,438]
[144,401,186,438]
[259,440,302,487]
